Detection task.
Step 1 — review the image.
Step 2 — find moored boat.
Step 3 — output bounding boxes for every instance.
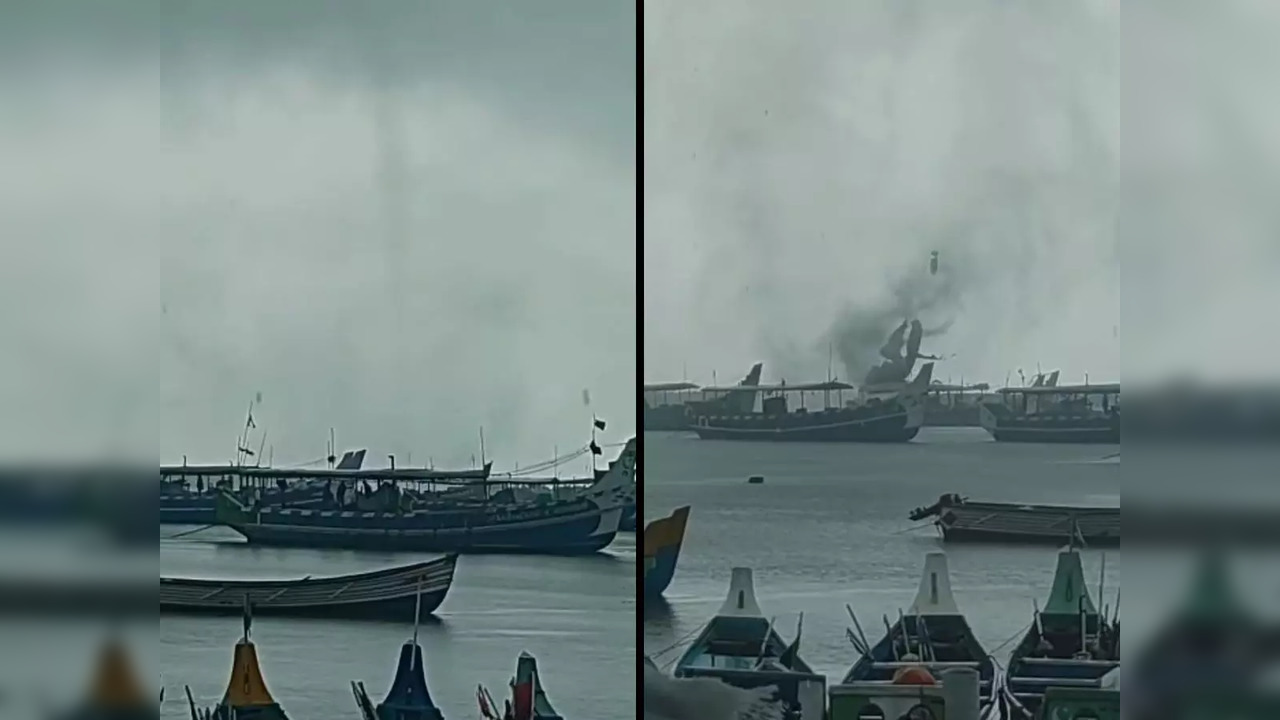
[841,552,997,712]
[642,506,690,599]
[690,363,932,443]
[187,603,291,720]
[674,567,826,720]
[160,449,367,525]
[980,382,1120,443]
[1002,544,1120,719]
[160,554,457,621]
[908,494,1120,547]
[214,438,635,555]
[477,652,564,720]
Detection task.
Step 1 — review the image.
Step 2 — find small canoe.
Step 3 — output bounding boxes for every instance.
[160,554,457,621]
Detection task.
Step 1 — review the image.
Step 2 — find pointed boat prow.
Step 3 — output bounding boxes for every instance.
[1045,547,1097,615]
[908,552,959,616]
[717,567,764,617]
[65,636,156,719]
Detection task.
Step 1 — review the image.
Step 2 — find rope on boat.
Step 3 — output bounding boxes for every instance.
[648,620,709,670]
[164,524,217,540]
[986,621,1033,656]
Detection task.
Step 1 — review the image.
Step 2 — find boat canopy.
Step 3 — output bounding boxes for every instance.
[643,382,701,392]
[378,642,443,719]
[1043,549,1098,616]
[998,383,1120,395]
[908,552,960,616]
[717,567,764,618]
[700,380,854,393]
[222,640,279,708]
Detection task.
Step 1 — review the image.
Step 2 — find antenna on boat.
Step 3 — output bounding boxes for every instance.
[479,427,487,468]
[412,573,423,650]
[256,432,267,468]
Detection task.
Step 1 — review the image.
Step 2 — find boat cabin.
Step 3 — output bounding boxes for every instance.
[699,380,856,415]
[642,381,701,409]
[994,383,1120,417]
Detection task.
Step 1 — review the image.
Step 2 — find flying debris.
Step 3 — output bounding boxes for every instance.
[929,251,939,276]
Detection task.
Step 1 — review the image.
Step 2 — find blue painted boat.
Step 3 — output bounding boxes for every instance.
[642,506,690,599]
[841,552,997,710]
[674,567,826,720]
[216,438,635,555]
[352,598,445,720]
[1002,545,1120,719]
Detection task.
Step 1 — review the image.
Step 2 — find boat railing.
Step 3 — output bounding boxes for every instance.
[1009,676,1104,687]
[869,660,982,669]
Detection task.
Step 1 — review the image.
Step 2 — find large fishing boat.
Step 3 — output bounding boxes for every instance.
[477,652,564,720]
[841,553,997,712]
[159,449,368,525]
[644,363,765,432]
[642,506,690,599]
[214,438,635,554]
[980,381,1120,443]
[689,363,932,443]
[1002,544,1120,719]
[908,494,1120,547]
[160,554,456,620]
[674,567,827,720]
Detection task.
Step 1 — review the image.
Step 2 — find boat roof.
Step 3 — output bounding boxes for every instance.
[717,567,764,618]
[238,463,492,481]
[701,380,854,393]
[999,383,1120,394]
[1043,549,1098,616]
[644,382,700,392]
[908,552,960,616]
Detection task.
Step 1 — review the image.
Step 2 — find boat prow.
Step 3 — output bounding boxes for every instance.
[642,506,690,599]
[478,652,564,720]
[717,566,763,617]
[189,605,291,720]
[907,551,959,616]
[59,636,156,720]
[353,641,444,720]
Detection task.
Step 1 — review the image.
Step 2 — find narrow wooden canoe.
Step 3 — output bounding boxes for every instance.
[159,554,457,621]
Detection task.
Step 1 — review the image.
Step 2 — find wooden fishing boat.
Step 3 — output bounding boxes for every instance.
[980,382,1120,443]
[187,603,291,720]
[160,554,456,621]
[214,438,635,555]
[674,567,826,720]
[160,450,370,525]
[642,506,690,599]
[690,364,933,444]
[908,494,1120,547]
[1002,544,1120,719]
[352,588,445,720]
[56,636,157,720]
[477,652,564,720]
[841,552,997,712]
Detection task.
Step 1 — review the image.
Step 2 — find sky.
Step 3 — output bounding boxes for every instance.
[0,2,636,466]
[644,0,1279,390]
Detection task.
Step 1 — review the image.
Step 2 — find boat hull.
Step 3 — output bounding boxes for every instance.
[931,501,1119,547]
[691,406,922,443]
[981,405,1120,444]
[160,556,457,621]
[642,506,690,599]
[225,506,621,555]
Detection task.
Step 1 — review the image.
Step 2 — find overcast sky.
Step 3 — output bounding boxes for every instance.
[0,2,636,466]
[644,0,1278,390]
